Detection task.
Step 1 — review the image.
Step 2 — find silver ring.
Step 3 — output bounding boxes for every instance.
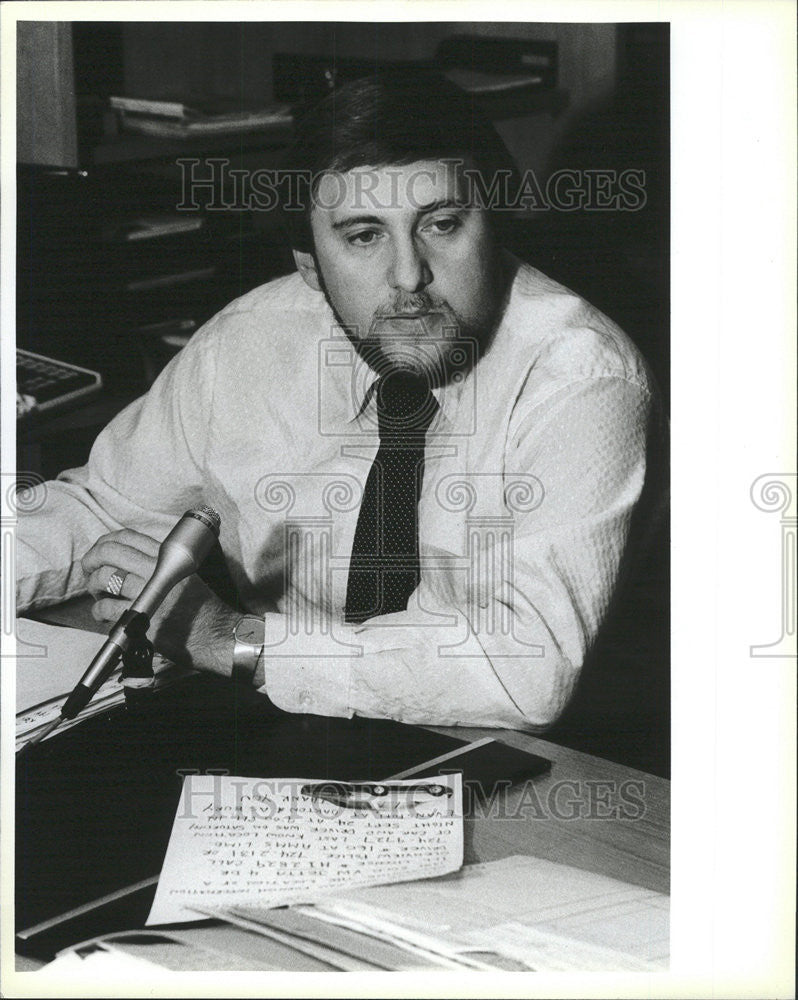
[106,571,127,597]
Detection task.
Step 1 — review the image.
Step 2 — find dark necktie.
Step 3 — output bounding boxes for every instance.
[344,372,438,624]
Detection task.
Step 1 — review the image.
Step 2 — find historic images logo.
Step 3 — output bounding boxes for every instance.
[176,158,647,214]
[1,472,48,658]
[749,474,797,658]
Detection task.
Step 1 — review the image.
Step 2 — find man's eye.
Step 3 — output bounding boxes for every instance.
[423,216,462,235]
[347,230,381,246]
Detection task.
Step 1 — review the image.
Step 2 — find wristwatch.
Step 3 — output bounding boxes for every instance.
[232,614,266,685]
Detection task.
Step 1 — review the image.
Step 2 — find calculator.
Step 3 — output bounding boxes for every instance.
[16,349,103,420]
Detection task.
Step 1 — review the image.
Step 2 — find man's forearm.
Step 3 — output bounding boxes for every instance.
[249,600,581,730]
[173,594,237,678]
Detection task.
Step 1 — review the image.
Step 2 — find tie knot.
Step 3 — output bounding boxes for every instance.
[375,373,438,437]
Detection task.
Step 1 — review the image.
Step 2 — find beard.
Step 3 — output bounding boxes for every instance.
[361,295,483,387]
[316,278,495,390]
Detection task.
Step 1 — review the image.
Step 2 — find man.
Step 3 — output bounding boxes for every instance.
[16,74,665,731]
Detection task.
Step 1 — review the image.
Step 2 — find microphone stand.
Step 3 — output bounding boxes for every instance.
[20,610,153,753]
[121,632,156,712]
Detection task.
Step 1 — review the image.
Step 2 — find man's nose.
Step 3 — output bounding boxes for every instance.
[387,238,432,293]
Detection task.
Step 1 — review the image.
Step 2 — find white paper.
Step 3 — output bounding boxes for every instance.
[310,855,669,971]
[42,944,164,976]
[15,618,111,713]
[147,773,463,926]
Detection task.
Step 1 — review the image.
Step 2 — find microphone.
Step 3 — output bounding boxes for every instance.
[21,506,221,751]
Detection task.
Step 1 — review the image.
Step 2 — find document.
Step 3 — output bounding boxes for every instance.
[16,618,111,712]
[147,773,463,926]
[300,855,669,971]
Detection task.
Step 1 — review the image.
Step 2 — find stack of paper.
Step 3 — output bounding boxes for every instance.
[143,771,667,972]
[306,856,669,971]
[15,618,189,750]
[110,95,293,139]
[224,856,669,972]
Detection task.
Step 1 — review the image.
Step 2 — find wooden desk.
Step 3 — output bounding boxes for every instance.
[17,602,669,970]
[430,726,669,896]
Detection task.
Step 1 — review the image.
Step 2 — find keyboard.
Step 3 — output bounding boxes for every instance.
[17,349,103,421]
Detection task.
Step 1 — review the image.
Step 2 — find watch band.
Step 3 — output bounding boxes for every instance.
[232,615,265,686]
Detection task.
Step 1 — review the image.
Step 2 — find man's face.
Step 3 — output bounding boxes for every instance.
[303,160,506,384]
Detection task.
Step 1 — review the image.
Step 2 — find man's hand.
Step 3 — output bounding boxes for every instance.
[82,528,237,677]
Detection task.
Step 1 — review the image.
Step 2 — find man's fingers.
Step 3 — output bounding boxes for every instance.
[82,528,161,565]
[91,596,132,623]
[86,566,145,601]
[114,528,161,555]
[83,532,160,611]
[82,536,159,579]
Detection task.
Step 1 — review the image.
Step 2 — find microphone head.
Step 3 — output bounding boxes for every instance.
[186,505,221,537]
[129,505,222,617]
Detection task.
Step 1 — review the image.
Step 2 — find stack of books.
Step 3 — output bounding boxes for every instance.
[110,95,293,139]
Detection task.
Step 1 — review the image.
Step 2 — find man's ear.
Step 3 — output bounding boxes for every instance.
[293,250,322,291]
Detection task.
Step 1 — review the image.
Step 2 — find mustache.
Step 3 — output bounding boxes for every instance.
[373,292,449,317]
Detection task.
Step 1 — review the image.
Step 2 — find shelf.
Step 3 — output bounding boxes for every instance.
[89,122,294,166]
[87,88,567,165]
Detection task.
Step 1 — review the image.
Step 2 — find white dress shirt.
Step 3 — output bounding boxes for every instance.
[16,256,663,730]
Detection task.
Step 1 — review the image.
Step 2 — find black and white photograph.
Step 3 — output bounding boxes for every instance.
[1,2,794,997]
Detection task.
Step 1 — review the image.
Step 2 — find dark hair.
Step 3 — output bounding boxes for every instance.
[278,70,520,252]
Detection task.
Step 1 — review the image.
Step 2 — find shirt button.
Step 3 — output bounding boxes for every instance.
[298,689,313,708]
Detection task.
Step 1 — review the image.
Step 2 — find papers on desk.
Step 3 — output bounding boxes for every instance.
[95,854,668,972]
[216,856,668,972]
[302,855,669,971]
[146,772,667,971]
[147,773,463,926]
[15,618,189,750]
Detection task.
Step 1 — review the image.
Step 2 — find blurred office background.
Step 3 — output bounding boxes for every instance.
[17,21,668,414]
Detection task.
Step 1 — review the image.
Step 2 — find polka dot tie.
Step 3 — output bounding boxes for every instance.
[344,372,438,624]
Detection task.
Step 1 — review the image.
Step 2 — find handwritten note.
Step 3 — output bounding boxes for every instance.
[147,774,463,926]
